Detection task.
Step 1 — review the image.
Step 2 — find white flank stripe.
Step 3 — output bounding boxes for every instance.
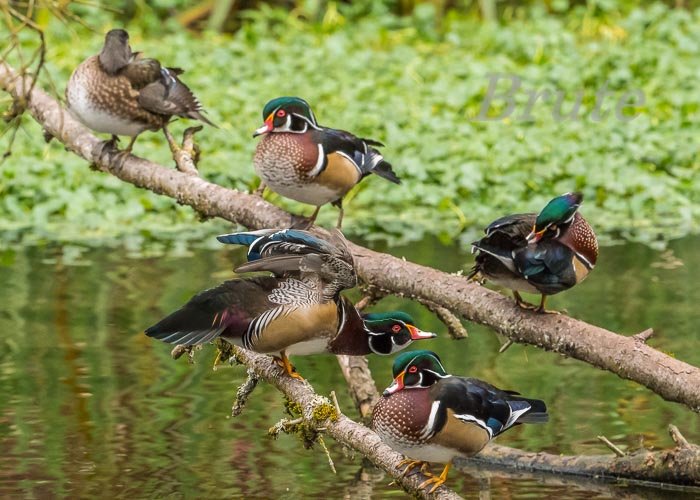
[309,144,326,177]
[419,400,442,439]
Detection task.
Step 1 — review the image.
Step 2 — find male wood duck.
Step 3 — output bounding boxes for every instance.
[66,29,215,155]
[252,97,400,228]
[468,192,598,313]
[371,350,548,493]
[145,229,435,378]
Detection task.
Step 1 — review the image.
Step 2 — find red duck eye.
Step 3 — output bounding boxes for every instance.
[391,324,401,333]
[408,366,418,373]
[276,109,286,117]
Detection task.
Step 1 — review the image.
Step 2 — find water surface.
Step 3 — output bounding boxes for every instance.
[1,237,698,498]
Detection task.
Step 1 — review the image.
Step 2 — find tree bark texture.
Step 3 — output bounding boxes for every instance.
[2,62,698,413]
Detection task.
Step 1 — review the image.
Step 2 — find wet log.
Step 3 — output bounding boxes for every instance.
[472,434,700,486]
[2,61,699,413]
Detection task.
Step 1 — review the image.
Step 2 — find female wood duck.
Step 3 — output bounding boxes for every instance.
[469,192,598,313]
[371,350,548,493]
[66,29,215,154]
[252,97,400,228]
[145,229,435,378]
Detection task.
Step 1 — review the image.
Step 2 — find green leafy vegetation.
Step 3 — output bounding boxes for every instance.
[1,2,699,250]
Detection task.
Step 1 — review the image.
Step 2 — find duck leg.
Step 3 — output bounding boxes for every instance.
[104,134,120,150]
[418,462,451,494]
[124,133,140,154]
[535,295,560,314]
[513,291,537,310]
[291,206,321,229]
[254,181,267,196]
[308,206,321,225]
[334,199,344,229]
[111,134,140,169]
[275,350,304,380]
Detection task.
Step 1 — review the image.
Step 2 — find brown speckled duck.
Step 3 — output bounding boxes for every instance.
[66,29,215,154]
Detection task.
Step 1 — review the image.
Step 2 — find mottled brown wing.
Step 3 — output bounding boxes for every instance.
[138,68,215,126]
[121,58,162,90]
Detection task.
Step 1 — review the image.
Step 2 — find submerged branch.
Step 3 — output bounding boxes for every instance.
[2,61,698,413]
[471,427,700,487]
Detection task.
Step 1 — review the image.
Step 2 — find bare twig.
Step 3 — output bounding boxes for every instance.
[419,299,468,339]
[597,435,626,457]
[268,417,303,438]
[330,390,342,416]
[634,328,654,343]
[669,424,690,448]
[498,339,514,353]
[318,435,337,474]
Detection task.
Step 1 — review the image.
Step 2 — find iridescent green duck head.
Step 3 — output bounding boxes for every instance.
[384,349,448,395]
[527,192,583,243]
[364,312,436,356]
[253,96,319,136]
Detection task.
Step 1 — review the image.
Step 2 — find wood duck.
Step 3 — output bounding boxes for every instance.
[468,192,598,313]
[371,350,548,493]
[252,97,400,228]
[145,229,435,378]
[66,29,215,155]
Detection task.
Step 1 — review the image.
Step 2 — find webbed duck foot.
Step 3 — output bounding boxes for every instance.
[418,463,451,494]
[103,134,120,151]
[397,459,430,478]
[535,295,560,315]
[513,291,538,310]
[274,351,304,380]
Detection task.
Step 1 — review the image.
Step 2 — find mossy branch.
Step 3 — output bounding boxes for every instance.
[232,346,462,499]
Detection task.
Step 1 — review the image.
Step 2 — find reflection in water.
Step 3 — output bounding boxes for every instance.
[0,238,699,498]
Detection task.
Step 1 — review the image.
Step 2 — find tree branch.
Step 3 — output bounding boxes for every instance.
[3,61,698,412]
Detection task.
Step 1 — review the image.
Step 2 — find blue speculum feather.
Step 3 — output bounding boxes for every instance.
[216,229,333,261]
[486,417,503,434]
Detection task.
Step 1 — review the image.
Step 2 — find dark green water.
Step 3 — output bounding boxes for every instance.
[1,237,699,499]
